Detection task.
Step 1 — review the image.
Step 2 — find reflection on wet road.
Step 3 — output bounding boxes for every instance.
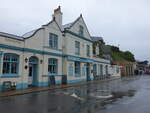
[0,76,150,113]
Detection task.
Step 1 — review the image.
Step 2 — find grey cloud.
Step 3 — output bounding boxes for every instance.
[0,0,150,62]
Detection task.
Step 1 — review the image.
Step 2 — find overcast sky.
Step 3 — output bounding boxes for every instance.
[0,0,150,62]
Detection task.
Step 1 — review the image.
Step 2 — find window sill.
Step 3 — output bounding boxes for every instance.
[0,74,20,78]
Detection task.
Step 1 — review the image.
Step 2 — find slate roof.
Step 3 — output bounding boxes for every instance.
[62,16,81,30]
[22,29,38,38]
[0,15,90,41]
[91,36,104,42]
[0,32,23,40]
[62,22,73,29]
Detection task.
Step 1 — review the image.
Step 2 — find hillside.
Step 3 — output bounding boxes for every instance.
[96,43,135,62]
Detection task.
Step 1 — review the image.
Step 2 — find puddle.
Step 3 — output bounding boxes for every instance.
[90,90,113,99]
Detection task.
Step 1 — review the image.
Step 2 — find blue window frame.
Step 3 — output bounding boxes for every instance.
[86,45,90,57]
[75,61,80,76]
[68,64,73,76]
[93,64,97,75]
[2,53,19,74]
[75,41,80,55]
[48,58,58,75]
[49,33,58,49]
[79,25,84,36]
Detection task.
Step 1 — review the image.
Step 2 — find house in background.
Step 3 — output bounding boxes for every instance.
[113,61,136,76]
[0,6,120,91]
[136,60,149,74]
[91,36,120,79]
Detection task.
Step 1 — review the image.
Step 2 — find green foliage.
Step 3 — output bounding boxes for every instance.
[110,45,120,52]
[111,50,135,62]
[92,42,135,62]
[123,51,135,62]
[93,42,104,57]
[111,51,126,61]
[92,42,96,55]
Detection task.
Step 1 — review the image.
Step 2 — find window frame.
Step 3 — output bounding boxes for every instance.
[74,61,80,76]
[75,41,80,55]
[2,53,19,74]
[49,33,58,49]
[48,58,58,75]
[86,45,90,57]
[79,25,84,36]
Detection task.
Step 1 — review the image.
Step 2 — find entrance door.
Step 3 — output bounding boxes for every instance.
[86,63,91,81]
[93,64,97,80]
[28,64,33,85]
[28,56,38,86]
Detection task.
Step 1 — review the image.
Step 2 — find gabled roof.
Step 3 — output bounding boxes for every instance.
[62,16,81,30]
[0,32,23,40]
[63,14,92,40]
[0,18,62,40]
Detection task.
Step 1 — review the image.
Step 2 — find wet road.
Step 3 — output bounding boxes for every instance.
[0,76,150,113]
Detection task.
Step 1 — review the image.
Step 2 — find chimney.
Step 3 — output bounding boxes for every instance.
[52,6,63,29]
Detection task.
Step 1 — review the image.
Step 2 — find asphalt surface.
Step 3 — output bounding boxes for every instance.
[0,75,149,113]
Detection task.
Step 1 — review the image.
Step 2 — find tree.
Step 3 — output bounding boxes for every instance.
[123,51,135,62]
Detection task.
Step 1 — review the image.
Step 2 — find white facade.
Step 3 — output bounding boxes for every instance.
[0,7,120,91]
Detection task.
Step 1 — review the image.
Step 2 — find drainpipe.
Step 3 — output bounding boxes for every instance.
[41,28,45,86]
[0,51,3,89]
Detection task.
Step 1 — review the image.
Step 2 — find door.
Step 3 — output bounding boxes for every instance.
[28,64,33,85]
[86,63,91,81]
[93,64,97,79]
[28,56,38,86]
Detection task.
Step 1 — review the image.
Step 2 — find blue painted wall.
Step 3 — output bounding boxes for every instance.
[68,79,86,84]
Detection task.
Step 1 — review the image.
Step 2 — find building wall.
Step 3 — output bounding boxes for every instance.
[114,61,135,76]
[0,8,119,91]
[62,16,94,82]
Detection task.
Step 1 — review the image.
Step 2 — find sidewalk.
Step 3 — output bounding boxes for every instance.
[0,76,120,98]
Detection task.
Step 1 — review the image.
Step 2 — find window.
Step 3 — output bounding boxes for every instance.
[75,61,80,76]
[79,25,84,36]
[86,45,90,57]
[48,58,58,74]
[49,33,58,49]
[68,64,73,76]
[3,53,19,74]
[75,41,80,55]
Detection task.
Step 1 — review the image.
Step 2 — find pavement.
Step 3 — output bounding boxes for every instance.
[0,76,120,98]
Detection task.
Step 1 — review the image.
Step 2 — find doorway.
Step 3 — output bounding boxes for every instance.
[28,56,38,86]
[86,63,91,81]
